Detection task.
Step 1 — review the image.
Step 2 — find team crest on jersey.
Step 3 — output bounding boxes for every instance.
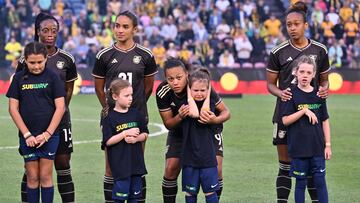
[309,55,317,62]
[133,56,142,64]
[278,130,286,139]
[56,61,65,69]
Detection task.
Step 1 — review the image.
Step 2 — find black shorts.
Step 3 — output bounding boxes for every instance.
[165,129,224,159]
[272,122,288,145]
[56,126,74,154]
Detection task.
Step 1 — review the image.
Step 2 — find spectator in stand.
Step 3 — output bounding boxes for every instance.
[55,0,65,16]
[204,48,219,68]
[159,0,173,18]
[187,4,198,21]
[108,0,121,15]
[339,1,353,23]
[85,30,99,47]
[344,17,359,45]
[4,36,22,68]
[234,2,247,29]
[149,29,164,48]
[194,40,210,65]
[74,37,89,64]
[97,30,113,49]
[264,14,282,37]
[208,7,222,31]
[326,6,340,26]
[198,3,211,30]
[179,42,193,61]
[152,41,166,68]
[311,4,324,26]
[329,40,343,68]
[160,16,177,48]
[354,4,360,24]
[243,0,256,17]
[314,0,328,13]
[140,11,151,27]
[218,49,239,68]
[350,39,360,69]
[321,16,335,44]
[234,29,253,65]
[166,42,178,58]
[77,10,90,31]
[250,31,266,63]
[332,18,345,41]
[193,20,209,42]
[215,0,230,12]
[86,43,98,70]
[178,22,195,46]
[216,19,231,37]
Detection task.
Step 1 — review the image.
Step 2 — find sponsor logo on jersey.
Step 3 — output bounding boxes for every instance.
[116,122,139,132]
[56,61,65,69]
[297,103,322,110]
[211,183,218,188]
[115,192,128,197]
[186,185,196,191]
[293,170,306,176]
[23,153,36,159]
[133,56,141,64]
[22,83,49,90]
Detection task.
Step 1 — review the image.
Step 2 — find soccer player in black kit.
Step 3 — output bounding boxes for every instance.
[266,2,330,202]
[92,11,157,203]
[16,13,77,203]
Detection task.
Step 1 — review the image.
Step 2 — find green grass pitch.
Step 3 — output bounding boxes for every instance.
[1,94,359,202]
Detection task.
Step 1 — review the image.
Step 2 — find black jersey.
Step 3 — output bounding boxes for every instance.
[102,108,148,180]
[267,39,330,123]
[6,68,66,137]
[16,48,77,129]
[281,86,329,158]
[156,81,187,136]
[181,91,222,168]
[92,43,158,122]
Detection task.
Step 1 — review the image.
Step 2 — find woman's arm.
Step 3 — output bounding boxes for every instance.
[187,85,200,118]
[159,108,188,130]
[65,81,75,106]
[266,71,292,101]
[144,75,155,102]
[199,101,230,124]
[94,77,106,108]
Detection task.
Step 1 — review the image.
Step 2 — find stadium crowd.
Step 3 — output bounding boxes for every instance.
[1,0,360,70]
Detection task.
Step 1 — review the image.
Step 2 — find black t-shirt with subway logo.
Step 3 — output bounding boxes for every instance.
[102,108,148,180]
[6,68,66,137]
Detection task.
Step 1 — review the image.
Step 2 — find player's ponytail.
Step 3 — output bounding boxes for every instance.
[286,1,308,22]
[104,79,131,117]
[34,12,60,41]
[188,67,211,88]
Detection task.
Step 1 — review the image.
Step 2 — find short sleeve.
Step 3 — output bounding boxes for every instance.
[267,52,280,73]
[210,88,222,106]
[320,99,329,121]
[92,55,107,78]
[66,59,78,82]
[16,57,26,73]
[6,73,21,99]
[156,84,172,112]
[51,73,66,99]
[281,99,296,117]
[318,50,330,74]
[102,116,113,145]
[137,112,149,134]
[144,55,158,76]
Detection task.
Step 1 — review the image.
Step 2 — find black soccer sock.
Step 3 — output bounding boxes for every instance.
[185,195,197,203]
[205,193,218,203]
[216,179,223,201]
[21,173,28,203]
[307,176,319,202]
[56,168,75,202]
[104,175,114,203]
[26,187,39,203]
[137,176,146,203]
[276,161,291,203]
[162,177,178,203]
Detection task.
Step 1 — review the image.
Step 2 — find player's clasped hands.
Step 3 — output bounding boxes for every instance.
[281,87,292,101]
[303,108,318,125]
[178,104,190,119]
[317,86,328,99]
